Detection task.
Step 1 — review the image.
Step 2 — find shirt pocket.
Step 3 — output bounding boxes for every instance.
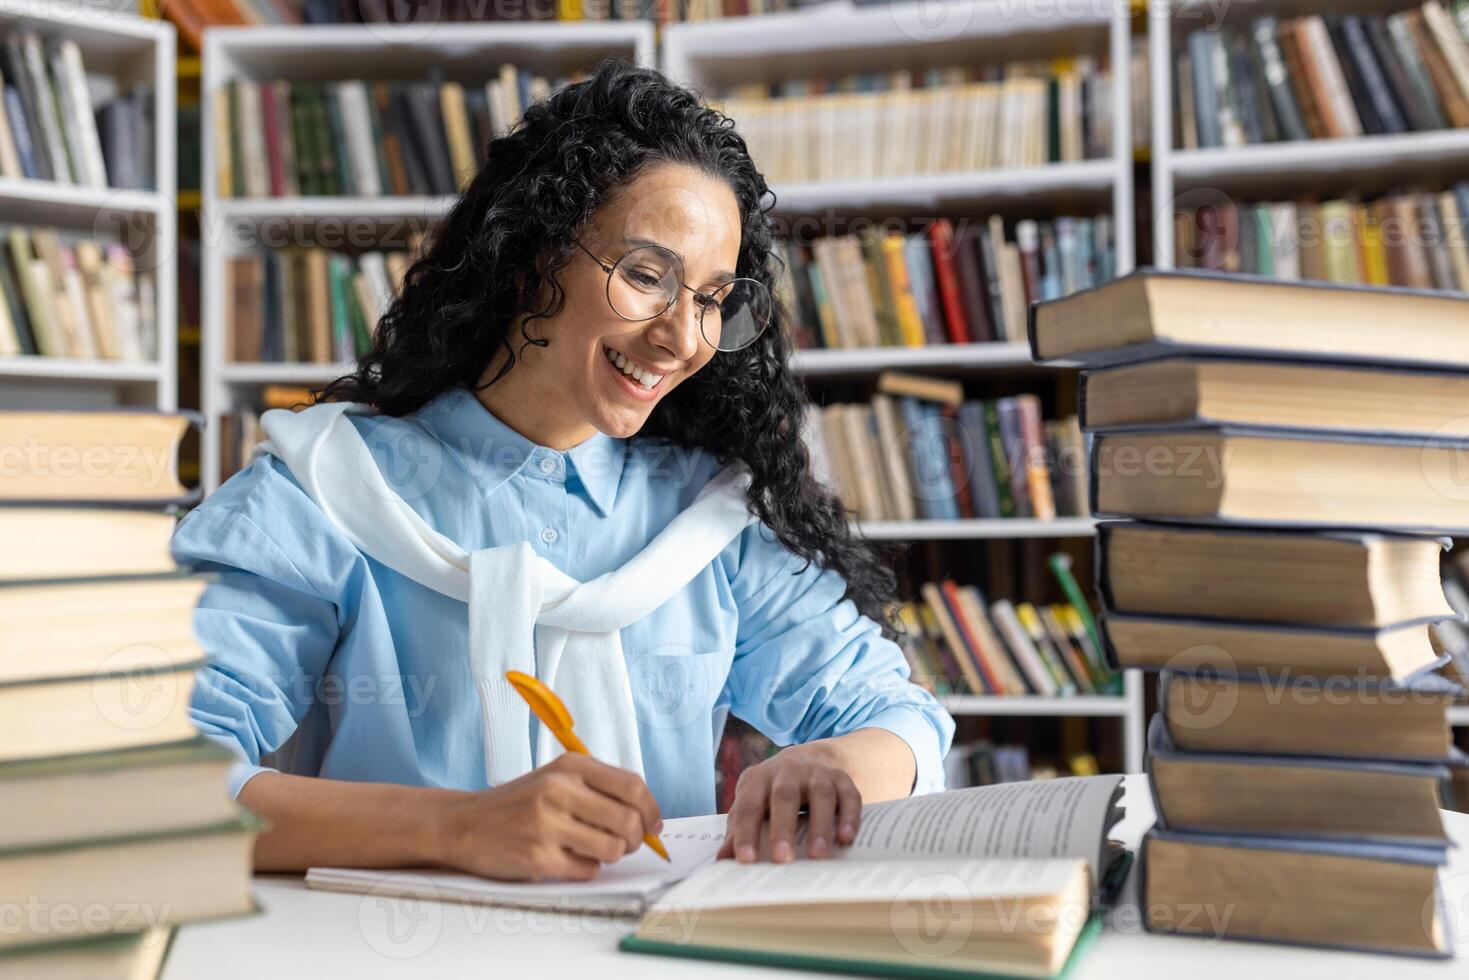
[626,642,735,736]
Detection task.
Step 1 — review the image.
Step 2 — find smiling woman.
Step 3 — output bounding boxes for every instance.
[172,59,953,884]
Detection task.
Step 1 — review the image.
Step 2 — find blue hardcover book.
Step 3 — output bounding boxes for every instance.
[956,401,1001,519]
[1093,520,1457,629]
[1139,821,1454,958]
[1100,611,1455,680]
[4,86,37,179]
[1086,423,1469,535]
[1156,668,1463,764]
[1139,820,1452,958]
[898,398,960,521]
[1145,714,1455,846]
[1029,267,1469,371]
[1187,32,1221,148]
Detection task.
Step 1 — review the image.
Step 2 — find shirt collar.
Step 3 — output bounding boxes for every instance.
[418,387,624,517]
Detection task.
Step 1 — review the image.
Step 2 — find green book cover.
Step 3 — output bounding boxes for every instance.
[621,912,1102,980]
[322,84,356,197]
[228,79,245,199]
[1047,553,1116,694]
[345,270,373,356]
[325,254,347,362]
[983,401,1017,518]
[1046,76,1060,164]
[288,84,317,196]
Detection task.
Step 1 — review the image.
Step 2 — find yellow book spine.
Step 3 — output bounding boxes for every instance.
[879,234,926,347]
[1357,205,1391,286]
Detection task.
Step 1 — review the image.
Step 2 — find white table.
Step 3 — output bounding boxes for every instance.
[163,775,1468,979]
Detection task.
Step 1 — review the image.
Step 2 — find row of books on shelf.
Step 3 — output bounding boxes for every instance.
[716,58,1116,184]
[219,385,308,480]
[215,67,565,198]
[778,214,1115,351]
[896,582,1115,699]
[160,0,795,51]
[1030,269,1469,955]
[0,224,157,362]
[0,409,253,974]
[804,373,1087,523]
[0,31,154,190]
[943,742,1101,790]
[1176,3,1469,149]
[1176,184,1469,292]
[225,244,414,363]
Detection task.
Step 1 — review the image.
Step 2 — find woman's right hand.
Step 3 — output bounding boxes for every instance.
[431,753,663,882]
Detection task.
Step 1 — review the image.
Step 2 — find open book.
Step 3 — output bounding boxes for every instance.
[308,774,1126,975]
[623,775,1126,980]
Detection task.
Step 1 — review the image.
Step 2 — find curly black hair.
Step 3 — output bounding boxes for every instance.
[319,58,902,637]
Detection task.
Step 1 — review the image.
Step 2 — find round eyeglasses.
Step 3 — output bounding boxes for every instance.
[574,239,772,352]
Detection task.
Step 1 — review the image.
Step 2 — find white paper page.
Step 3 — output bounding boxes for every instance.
[844,775,1122,869]
[306,813,727,906]
[649,855,1084,912]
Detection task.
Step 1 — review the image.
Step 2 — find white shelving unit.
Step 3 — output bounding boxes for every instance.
[666,0,1144,772]
[663,0,1136,273]
[199,21,655,492]
[856,517,1097,540]
[0,2,176,411]
[1149,0,1469,266]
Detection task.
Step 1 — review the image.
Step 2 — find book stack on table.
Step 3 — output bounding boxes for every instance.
[1031,269,1469,958]
[0,411,257,978]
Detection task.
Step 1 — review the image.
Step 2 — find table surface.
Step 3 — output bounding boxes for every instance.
[163,775,1469,980]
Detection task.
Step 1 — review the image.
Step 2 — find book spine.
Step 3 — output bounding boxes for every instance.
[1251,18,1309,141]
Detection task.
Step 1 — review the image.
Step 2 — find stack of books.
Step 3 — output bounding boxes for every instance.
[1032,269,1466,957]
[1175,182,1469,292]
[804,371,1086,523]
[0,31,154,189]
[225,242,414,364]
[778,214,1116,350]
[0,410,257,976]
[214,66,573,197]
[0,224,157,362]
[1176,3,1469,148]
[715,59,1115,183]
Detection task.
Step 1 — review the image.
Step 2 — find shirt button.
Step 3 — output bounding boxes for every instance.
[538,456,557,475]
[540,527,559,544]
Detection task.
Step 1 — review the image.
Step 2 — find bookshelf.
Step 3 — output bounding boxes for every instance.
[198,21,655,492]
[0,1,176,411]
[1149,0,1469,268]
[665,0,1145,773]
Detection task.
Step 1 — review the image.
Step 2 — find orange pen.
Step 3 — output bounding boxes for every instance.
[505,670,670,862]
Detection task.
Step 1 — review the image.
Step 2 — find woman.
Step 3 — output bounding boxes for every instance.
[177,59,952,882]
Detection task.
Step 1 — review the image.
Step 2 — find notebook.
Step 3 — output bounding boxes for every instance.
[304,813,727,915]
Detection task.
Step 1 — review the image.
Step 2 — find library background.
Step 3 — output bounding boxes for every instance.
[2,0,1468,800]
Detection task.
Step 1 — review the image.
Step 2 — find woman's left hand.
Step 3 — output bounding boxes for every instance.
[717,742,862,863]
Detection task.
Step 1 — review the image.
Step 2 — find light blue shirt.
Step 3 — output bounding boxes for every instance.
[172,387,953,818]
